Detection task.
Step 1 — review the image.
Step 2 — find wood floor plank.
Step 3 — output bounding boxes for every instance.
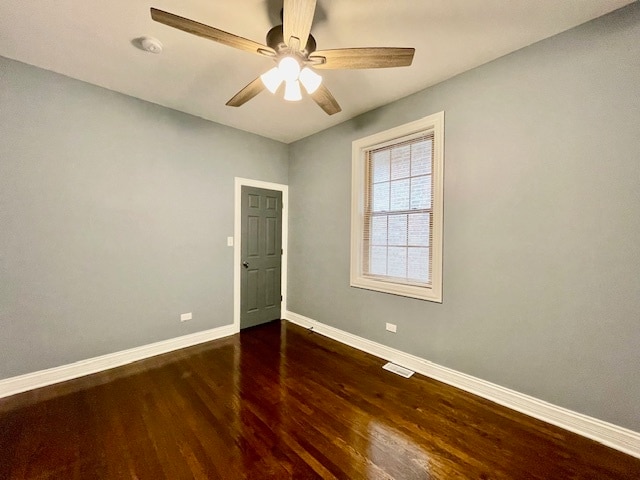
[0,320,639,479]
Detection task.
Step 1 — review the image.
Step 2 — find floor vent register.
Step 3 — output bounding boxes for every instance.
[382,362,415,378]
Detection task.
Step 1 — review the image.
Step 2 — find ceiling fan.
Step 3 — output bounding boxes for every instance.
[150,0,415,115]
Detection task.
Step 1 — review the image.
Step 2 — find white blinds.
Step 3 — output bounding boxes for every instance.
[363,133,434,286]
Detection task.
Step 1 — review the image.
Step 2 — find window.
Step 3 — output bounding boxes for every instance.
[351,112,444,302]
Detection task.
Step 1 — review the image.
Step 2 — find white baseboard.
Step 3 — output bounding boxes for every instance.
[284,310,640,459]
[0,324,238,399]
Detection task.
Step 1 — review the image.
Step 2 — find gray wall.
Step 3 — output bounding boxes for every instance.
[0,57,288,379]
[288,3,640,431]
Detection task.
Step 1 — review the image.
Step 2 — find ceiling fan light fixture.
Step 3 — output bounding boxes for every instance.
[260,67,284,93]
[278,56,301,82]
[284,80,302,101]
[299,67,322,94]
[150,4,414,115]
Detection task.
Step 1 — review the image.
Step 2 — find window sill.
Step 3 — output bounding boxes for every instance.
[350,276,442,303]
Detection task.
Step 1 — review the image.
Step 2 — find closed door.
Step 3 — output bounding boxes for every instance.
[240,186,282,329]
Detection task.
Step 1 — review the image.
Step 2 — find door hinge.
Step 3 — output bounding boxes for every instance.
[281,248,283,255]
[280,295,283,301]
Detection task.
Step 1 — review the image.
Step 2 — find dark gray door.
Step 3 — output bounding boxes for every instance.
[240,186,282,329]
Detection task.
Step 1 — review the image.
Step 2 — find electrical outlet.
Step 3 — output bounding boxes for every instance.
[386,322,397,333]
[180,312,192,322]
[227,236,234,247]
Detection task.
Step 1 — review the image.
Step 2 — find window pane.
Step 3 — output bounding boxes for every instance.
[370,246,387,275]
[388,247,407,278]
[408,247,430,283]
[411,140,432,176]
[390,179,410,211]
[410,175,431,210]
[388,214,407,246]
[371,216,387,246]
[373,182,390,212]
[391,145,411,179]
[408,213,430,247]
[372,150,390,183]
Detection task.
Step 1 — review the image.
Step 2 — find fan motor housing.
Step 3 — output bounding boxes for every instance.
[266,25,316,57]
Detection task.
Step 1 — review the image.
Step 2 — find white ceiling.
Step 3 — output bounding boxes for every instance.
[0,1,634,143]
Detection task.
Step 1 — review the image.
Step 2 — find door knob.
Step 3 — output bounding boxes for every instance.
[242,261,249,268]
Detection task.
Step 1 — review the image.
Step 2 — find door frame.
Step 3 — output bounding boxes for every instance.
[233,177,288,332]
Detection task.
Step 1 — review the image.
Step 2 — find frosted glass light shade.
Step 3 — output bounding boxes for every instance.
[284,80,302,101]
[278,57,300,82]
[299,67,322,94]
[260,67,284,93]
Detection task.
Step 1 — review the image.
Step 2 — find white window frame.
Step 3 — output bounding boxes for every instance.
[350,112,444,302]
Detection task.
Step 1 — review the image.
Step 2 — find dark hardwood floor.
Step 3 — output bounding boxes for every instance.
[1,320,639,479]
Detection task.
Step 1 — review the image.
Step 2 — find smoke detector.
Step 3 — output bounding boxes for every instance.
[135,36,163,54]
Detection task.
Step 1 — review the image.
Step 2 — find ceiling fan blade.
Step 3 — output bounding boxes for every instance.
[310,84,341,115]
[150,8,274,57]
[226,77,266,107]
[283,0,317,50]
[310,48,415,69]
